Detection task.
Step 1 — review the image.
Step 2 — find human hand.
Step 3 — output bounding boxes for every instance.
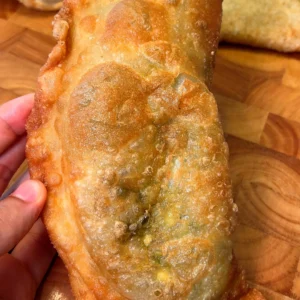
[0,94,55,299]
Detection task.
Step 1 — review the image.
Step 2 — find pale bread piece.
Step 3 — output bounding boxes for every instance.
[18,0,62,11]
[221,0,300,52]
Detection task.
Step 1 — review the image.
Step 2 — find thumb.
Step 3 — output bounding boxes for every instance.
[0,180,47,255]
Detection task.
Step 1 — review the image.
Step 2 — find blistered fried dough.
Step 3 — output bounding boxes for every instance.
[26,0,264,299]
[221,0,300,52]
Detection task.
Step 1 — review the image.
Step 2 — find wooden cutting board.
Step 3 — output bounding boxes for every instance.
[1,0,300,299]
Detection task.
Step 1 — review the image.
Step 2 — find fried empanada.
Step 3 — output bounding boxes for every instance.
[221,0,300,52]
[26,0,264,298]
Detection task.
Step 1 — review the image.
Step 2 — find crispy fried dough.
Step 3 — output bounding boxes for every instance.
[221,0,300,52]
[26,0,264,298]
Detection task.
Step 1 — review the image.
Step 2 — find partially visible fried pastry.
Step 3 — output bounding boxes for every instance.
[26,0,265,298]
[18,0,62,11]
[222,0,300,52]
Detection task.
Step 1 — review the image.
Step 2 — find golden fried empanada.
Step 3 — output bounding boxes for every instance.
[26,0,264,298]
[221,0,300,52]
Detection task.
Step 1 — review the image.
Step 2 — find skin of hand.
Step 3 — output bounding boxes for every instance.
[0,94,56,300]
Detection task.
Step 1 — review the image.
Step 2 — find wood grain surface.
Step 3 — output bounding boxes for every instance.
[1,1,300,299]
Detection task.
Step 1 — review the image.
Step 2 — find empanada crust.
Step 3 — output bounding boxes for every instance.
[26,0,264,298]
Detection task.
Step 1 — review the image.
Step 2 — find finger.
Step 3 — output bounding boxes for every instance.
[0,180,47,255]
[12,219,56,287]
[0,171,30,201]
[0,254,36,300]
[0,94,34,155]
[0,136,26,194]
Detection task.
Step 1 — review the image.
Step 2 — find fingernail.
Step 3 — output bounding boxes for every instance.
[12,180,39,202]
